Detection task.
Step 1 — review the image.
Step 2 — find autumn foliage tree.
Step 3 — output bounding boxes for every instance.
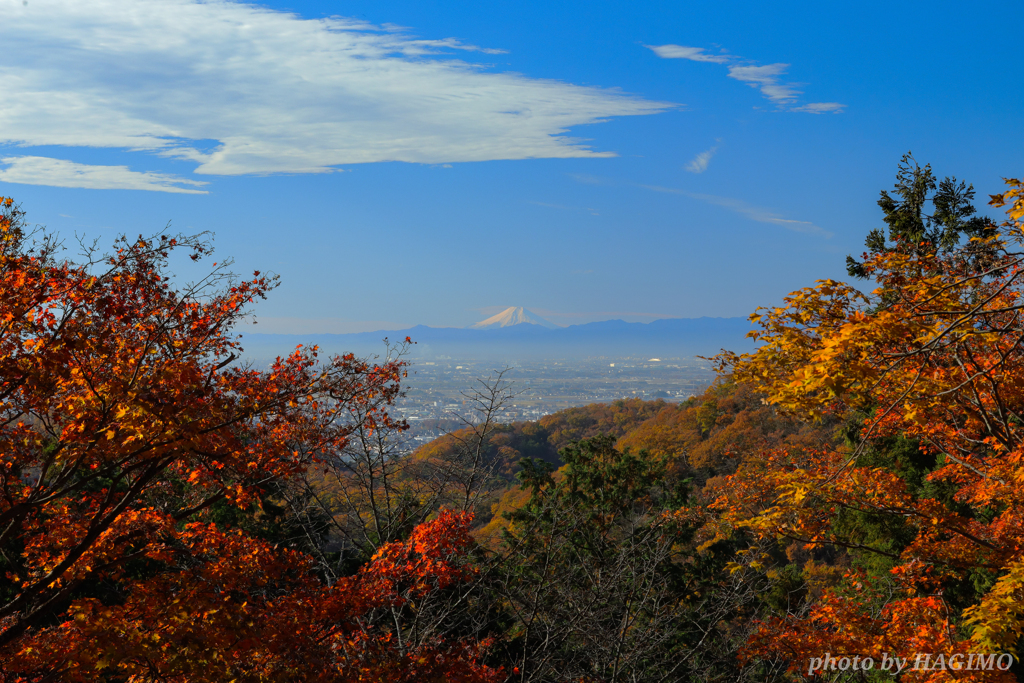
[12,162,1024,682]
[706,173,1024,678]
[0,198,500,682]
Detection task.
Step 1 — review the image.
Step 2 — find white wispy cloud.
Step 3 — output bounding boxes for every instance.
[0,0,670,182]
[685,143,719,173]
[647,44,844,113]
[0,157,209,194]
[790,102,846,114]
[727,64,801,103]
[642,185,832,237]
[645,44,730,64]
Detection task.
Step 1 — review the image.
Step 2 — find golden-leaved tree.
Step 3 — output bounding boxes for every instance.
[703,176,1024,679]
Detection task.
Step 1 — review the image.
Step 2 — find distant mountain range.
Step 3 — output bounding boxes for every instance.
[239,314,757,363]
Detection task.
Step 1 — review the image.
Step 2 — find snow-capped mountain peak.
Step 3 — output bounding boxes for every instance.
[469,306,560,329]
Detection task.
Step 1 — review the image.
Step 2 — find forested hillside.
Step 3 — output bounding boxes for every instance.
[4,161,1024,681]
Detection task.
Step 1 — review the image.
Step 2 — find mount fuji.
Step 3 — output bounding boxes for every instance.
[469,307,560,330]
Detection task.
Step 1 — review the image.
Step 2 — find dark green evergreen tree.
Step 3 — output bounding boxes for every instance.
[846,153,996,278]
[486,436,786,682]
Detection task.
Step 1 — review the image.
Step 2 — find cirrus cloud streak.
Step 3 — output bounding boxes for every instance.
[686,143,719,174]
[0,156,209,194]
[0,0,672,182]
[648,43,844,113]
[642,184,832,237]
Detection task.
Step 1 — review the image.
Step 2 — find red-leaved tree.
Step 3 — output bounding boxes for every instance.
[0,198,500,682]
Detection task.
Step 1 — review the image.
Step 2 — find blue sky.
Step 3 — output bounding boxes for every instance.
[1,0,1019,332]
